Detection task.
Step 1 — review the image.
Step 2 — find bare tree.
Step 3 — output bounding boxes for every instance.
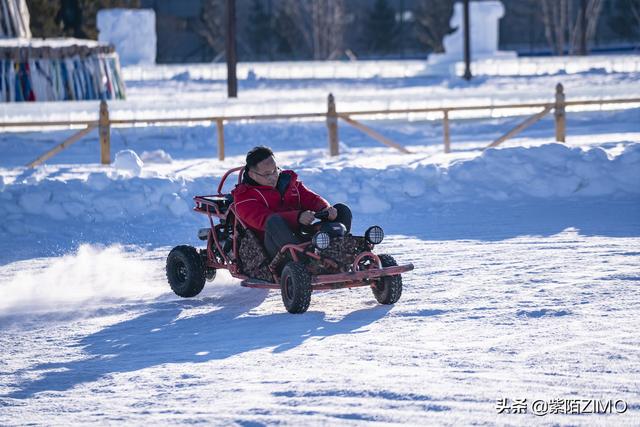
[191,0,226,56]
[633,0,640,27]
[583,0,603,49]
[540,0,565,55]
[414,0,455,54]
[539,0,603,55]
[278,0,346,59]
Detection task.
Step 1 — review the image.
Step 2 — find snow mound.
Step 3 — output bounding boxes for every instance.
[0,245,161,315]
[114,150,144,177]
[140,149,173,164]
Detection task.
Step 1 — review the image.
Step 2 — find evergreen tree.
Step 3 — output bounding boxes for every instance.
[27,0,140,40]
[365,0,397,54]
[26,0,60,37]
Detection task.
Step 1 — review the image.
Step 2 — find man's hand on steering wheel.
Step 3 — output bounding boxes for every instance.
[298,210,315,225]
[299,207,337,234]
[320,206,338,221]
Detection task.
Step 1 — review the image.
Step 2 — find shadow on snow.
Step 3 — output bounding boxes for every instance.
[3,291,391,400]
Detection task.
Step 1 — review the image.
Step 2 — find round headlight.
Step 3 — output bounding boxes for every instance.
[365,226,384,245]
[312,231,331,250]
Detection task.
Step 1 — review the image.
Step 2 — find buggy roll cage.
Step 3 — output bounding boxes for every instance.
[193,166,245,275]
[192,166,414,288]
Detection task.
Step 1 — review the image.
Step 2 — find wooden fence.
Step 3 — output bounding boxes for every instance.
[1,83,639,168]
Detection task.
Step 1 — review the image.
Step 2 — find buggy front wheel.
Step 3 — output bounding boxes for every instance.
[372,254,403,305]
[280,262,312,314]
[166,245,206,297]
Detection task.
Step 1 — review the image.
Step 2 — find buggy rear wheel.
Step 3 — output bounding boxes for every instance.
[280,261,312,314]
[372,254,402,305]
[166,245,206,297]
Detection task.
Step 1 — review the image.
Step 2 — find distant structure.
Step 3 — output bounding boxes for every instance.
[0,0,126,102]
[427,0,516,74]
[97,9,157,66]
[139,0,213,63]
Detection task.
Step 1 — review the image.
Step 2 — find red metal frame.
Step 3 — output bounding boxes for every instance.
[194,166,414,291]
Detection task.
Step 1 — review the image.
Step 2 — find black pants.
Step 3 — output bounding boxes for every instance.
[264,203,352,258]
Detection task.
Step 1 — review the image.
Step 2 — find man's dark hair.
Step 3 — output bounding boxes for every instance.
[246,146,274,169]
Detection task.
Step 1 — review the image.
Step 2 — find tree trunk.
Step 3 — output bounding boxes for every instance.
[540,0,562,55]
[585,0,603,44]
[278,0,344,60]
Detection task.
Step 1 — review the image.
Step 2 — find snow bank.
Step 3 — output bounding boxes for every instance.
[0,173,190,235]
[0,143,638,231]
[121,55,640,81]
[459,55,640,76]
[307,143,640,208]
[123,60,428,81]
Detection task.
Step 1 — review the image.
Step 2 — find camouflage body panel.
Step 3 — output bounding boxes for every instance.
[310,235,371,275]
[238,231,371,281]
[237,228,273,282]
[324,235,370,264]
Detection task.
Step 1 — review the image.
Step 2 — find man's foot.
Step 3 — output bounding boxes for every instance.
[269,251,291,275]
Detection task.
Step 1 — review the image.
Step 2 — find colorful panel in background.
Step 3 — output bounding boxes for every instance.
[0,52,126,102]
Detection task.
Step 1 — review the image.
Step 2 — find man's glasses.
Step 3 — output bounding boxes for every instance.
[251,166,280,178]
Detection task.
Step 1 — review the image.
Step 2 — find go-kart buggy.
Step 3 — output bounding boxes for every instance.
[166,166,414,314]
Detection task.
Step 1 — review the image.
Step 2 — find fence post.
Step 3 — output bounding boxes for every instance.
[327,93,339,156]
[99,100,111,164]
[216,119,225,160]
[555,83,566,143]
[443,110,451,153]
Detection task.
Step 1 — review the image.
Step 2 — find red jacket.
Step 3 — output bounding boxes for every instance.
[231,170,330,241]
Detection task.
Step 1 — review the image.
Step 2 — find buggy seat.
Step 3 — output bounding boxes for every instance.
[194,194,234,217]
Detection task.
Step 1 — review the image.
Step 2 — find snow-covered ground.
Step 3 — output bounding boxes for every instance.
[1,58,639,425]
[3,55,640,126]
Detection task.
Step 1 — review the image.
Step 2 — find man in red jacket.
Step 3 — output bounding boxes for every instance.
[231,146,352,258]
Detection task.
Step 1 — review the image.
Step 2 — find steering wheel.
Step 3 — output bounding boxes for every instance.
[300,210,330,235]
[314,210,330,221]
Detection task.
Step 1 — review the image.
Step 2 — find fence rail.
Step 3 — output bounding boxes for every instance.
[1,83,639,168]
